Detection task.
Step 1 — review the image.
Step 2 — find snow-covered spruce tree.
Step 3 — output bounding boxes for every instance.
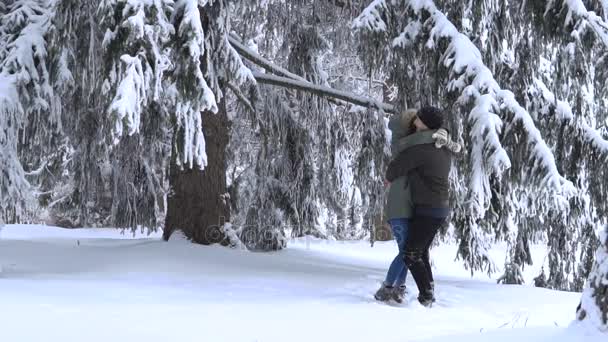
[98,0,254,242]
[523,0,608,290]
[434,0,608,289]
[0,0,57,224]
[577,224,608,332]
[357,0,608,289]
[16,0,83,228]
[228,0,388,249]
[352,0,608,288]
[1,1,254,243]
[230,1,330,249]
[97,0,174,231]
[0,0,166,229]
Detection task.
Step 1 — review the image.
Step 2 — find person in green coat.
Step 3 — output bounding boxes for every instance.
[374,109,460,303]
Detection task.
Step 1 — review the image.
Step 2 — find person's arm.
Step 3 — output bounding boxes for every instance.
[385,146,426,182]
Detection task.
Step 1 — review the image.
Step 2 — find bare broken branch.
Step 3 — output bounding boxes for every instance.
[253,72,395,113]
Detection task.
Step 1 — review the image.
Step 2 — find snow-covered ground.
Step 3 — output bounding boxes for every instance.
[0,224,603,342]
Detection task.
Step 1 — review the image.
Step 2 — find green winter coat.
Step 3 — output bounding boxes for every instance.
[384,116,438,221]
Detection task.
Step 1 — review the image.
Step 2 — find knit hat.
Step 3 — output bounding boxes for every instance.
[417,106,444,130]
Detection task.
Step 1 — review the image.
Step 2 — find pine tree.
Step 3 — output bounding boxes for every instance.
[228,0,388,249]
[524,0,608,290]
[1,0,254,242]
[94,0,255,242]
[0,0,56,224]
[351,0,608,292]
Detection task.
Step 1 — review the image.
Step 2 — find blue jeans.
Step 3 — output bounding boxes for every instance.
[384,218,409,287]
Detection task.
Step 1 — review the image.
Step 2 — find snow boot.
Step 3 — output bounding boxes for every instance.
[417,289,435,307]
[418,296,434,307]
[374,283,393,302]
[391,285,407,304]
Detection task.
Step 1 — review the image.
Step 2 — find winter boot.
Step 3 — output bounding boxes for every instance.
[418,296,433,307]
[417,289,435,307]
[391,285,407,303]
[374,283,393,302]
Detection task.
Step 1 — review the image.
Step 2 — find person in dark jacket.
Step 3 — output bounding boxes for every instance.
[384,106,458,307]
[375,109,454,303]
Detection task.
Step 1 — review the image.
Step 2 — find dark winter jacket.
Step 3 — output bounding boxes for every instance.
[385,139,452,210]
[384,117,439,220]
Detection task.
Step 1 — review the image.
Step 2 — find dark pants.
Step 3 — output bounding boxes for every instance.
[403,215,446,300]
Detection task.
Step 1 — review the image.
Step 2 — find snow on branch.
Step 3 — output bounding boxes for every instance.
[101,0,225,169]
[1,0,54,114]
[0,73,32,223]
[530,78,608,156]
[224,35,256,86]
[0,0,55,221]
[228,35,308,83]
[396,1,574,203]
[170,0,218,169]
[101,0,173,141]
[253,72,395,113]
[108,55,146,143]
[229,35,394,112]
[352,0,388,32]
[556,0,608,48]
[175,0,207,61]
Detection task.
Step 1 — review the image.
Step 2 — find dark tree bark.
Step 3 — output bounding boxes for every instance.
[163,1,231,244]
[163,97,231,244]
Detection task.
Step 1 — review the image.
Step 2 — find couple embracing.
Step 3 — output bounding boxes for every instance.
[375,106,460,307]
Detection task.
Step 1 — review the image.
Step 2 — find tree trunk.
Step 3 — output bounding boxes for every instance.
[163,97,230,245]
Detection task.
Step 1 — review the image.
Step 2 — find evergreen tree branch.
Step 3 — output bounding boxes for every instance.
[252,72,395,113]
[388,0,573,195]
[0,0,56,223]
[228,35,309,83]
[555,0,608,48]
[226,81,255,113]
[531,78,608,156]
[230,35,394,112]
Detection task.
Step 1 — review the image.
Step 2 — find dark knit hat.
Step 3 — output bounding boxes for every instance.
[417,106,444,130]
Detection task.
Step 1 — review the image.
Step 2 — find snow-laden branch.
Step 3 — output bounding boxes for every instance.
[356,0,574,214]
[101,0,225,169]
[396,1,573,200]
[100,0,174,142]
[228,35,308,83]
[253,72,395,113]
[229,35,395,113]
[351,0,387,32]
[1,0,54,115]
[353,1,576,273]
[0,0,56,221]
[555,0,608,48]
[530,78,608,155]
[0,75,29,222]
[224,35,256,87]
[108,55,146,143]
